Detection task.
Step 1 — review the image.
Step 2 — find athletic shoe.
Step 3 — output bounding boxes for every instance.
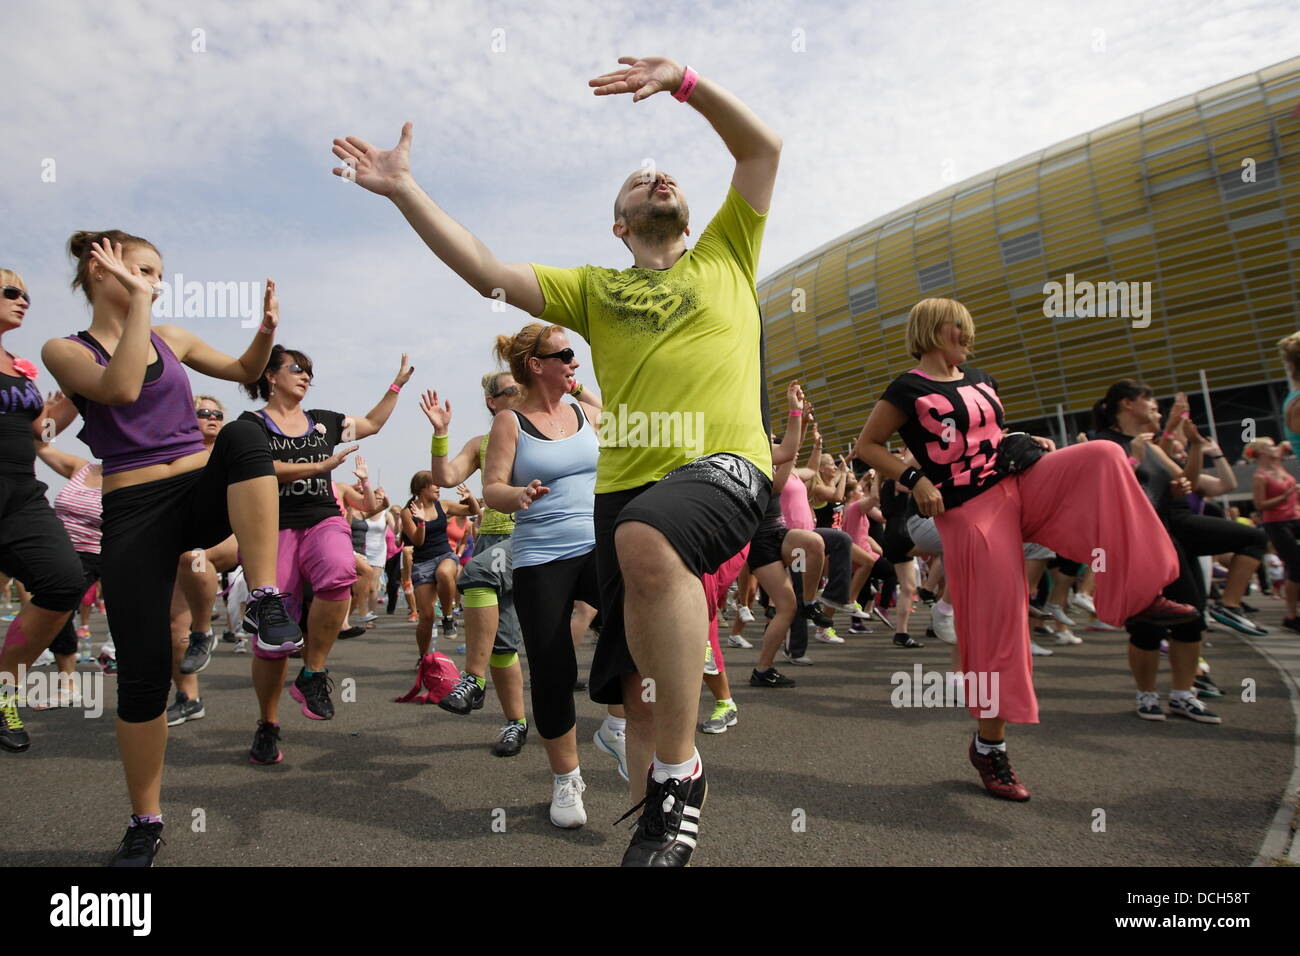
[703,643,719,676]
[1042,602,1076,626]
[1027,600,1048,618]
[814,626,844,644]
[1069,592,1097,615]
[407,610,419,623]
[1168,694,1221,724]
[931,605,957,644]
[493,720,528,757]
[737,606,755,624]
[893,631,923,648]
[700,701,738,734]
[249,721,283,764]
[165,691,205,727]
[1136,693,1165,720]
[232,638,250,654]
[799,602,834,628]
[618,764,707,866]
[968,737,1031,801]
[1033,625,1056,637]
[108,817,165,867]
[358,611,377,623]
[725,632,753,649]
[849,621,872,635]
[781,646,814,666]
[454,643,466,654]
[290,668,335,720]
[441,616,456,636]
[1030,640,1054,656]
[75,625,91,639]
[749,667,796,688]
[763,604,775,620]
[32,649,55,667]
[221,630,238,644]
[871,603,893,629]
[917,587,937,605]
[1208,602,1267,636]
[1240,599,1259,614]
[1193,675,1223,698]
[1054,628,1083,645]
[337,626,366,640]
[817,593,872,619]
[594,723,629,781]
[438,673,486,716]
[243,592,303,654]
[1282,617,1300,634]
[1127,596,1199,628]
[1086,617,1124,632]
[98,652,118,672]
[179,630,215,675]
[0,688,30,752]
[550,773,588,828]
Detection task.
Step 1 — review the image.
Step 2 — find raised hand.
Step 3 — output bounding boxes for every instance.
[787,380,805,412]
[589,57,685,103]
[393,353,415,390]
[261,279,279,333]
[420,389,452,433]
[515,479,551,511]
[456,483,473,501]
[332,122,414,197]
[322,444,360,474]
[408,499,426,522]
[88,239,154,298]
[353,454,369,484]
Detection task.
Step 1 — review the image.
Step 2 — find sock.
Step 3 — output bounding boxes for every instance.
[510,717,527,728]
[716,698,734,709]
[472,674,486,690]
[199,630,214,639]
[936,600,953,615]
[974,734,1006,754]
[652,750,701,783]
[1137,690,1159,703]
[302,667,321,678]
[603,714,626,734]
[250,586,280,601]
[1170,688,1194,701]
[131,813,163,827]
[555,767,581,782]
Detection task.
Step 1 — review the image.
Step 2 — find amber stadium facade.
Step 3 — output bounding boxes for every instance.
[760,56,1300,463]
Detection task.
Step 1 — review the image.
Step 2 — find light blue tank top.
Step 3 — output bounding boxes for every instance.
[1285,389,1300,452]
[509,398,598,568]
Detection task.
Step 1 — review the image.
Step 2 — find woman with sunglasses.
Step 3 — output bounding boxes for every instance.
[42,233,296,866]
[484,323,601,827]
[401,472,476,660]
[237,346,410,762]
[0,273,85,751]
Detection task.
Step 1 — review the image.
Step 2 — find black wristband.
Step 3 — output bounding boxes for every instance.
[898,466,923,490]
[1205,453,1222,460]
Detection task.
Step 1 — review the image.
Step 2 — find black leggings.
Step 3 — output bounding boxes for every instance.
[0,477,83,613]
[385,550,403,613]
[1171,509,1266,563]
[50,551,102,655]
[1128,528,1205,651]
[1264,520,1300,584]
[101,420,273,722]
[512,549,599,740]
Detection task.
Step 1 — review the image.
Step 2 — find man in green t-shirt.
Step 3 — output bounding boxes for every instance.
[331,55,779,867]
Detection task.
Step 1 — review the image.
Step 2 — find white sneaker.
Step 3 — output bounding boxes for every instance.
[1030,640,1054,657]
[1054,628,1083,645]
[818,592,872,619]
[359,612,378,623]
[931,605,957,645]
[1042,602,1076,626]
[1086,618,1123,632]
[737,606,755,624]
[726,632,753,649]
[593,723,628,781]
[32,649,55,667]
[549,773,588,828]
[233,637,250,654]
[782,645,814,665]
[814,627,844,644]
[1069,592,1096,615]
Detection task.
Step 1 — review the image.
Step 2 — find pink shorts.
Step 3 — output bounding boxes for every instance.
[257,515,357,660]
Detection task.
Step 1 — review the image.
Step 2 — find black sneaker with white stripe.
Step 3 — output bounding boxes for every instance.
[243,591,303,654]
[179,630,215,674]
[618,763,707,867]
[108,816,165,867]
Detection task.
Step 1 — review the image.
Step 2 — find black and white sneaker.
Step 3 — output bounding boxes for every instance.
[749,667,796,688]
[618,764,707,867]
[0,687,30,752]
[243,592,303,654]
[1193,674,1224,698]
[799,602,834,628]
[1168,694,1221,724]
[441,616,456,637]
[165,691,205,726]
[108,816,165,867]
[1136,693,1165,721]
[1208,602,1267,636]
[179,630,215,674]
[438,673,486,715]
[493,720,527,757]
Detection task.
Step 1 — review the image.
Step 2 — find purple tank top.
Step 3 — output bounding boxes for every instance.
[68,331,208,475]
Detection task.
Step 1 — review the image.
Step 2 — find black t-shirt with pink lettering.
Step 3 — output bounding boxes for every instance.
[880,366,1006,509]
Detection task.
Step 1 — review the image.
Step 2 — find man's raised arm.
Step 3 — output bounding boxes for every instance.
[331,123,545,316]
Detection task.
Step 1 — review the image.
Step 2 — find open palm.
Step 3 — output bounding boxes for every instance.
[589,57,684,102]
[332,123,414,197]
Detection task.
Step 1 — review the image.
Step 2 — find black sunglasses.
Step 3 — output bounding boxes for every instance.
[2,286,31,304]
[196,409,224,421]
[492,385,521,398]
[280,363,312,379]
[535,348,575,364]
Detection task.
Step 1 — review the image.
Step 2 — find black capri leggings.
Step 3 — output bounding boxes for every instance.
[1264,519,1300,584]
[0,477,84,614]
[1128,528,1205,651]
[1170,509,1266,563]
[50,551,102,656]
[385,550,403,613]
[100,420,273,722]
[511,549,599,740]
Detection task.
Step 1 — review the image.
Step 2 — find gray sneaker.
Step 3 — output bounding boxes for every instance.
[700,702,739,735]
[179,631,215,675]
[166,691,205,726]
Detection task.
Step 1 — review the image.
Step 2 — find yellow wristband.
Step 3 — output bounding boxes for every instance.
[431,433,449,457]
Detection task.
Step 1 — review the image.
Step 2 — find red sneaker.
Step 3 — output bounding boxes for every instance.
[968,738,1031,801]
[1126,596,1200,627]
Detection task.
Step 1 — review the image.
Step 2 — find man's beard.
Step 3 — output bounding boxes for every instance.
[624,199,688,245]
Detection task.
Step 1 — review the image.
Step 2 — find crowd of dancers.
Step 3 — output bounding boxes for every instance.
[2,56,1296,867]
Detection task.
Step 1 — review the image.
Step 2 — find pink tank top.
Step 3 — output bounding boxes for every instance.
[53,462,102,554]
[1261,469,1300,522]
[841,499,870,551]
[780,472,816,530]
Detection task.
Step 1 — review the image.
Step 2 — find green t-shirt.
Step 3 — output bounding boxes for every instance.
[477,433,515,536]
[531,185,773,494]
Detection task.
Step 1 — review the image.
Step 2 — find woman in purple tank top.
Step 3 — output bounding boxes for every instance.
[42,231,297,868]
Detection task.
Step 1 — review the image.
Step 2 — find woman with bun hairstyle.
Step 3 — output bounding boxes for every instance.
[855,298,1195,802]
[42,232,297,867]
[235,346,411,762]
[0,268,84,752]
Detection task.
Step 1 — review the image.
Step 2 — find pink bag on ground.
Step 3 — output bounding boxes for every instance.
[394,651,461,704]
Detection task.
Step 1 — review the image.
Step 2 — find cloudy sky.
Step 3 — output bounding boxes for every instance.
[3,0,1296,497]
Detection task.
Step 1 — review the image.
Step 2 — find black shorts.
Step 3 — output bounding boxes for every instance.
[589,453,770,705]
[747,496,788,570]
[50,551,102,656]
[0,476,84,613]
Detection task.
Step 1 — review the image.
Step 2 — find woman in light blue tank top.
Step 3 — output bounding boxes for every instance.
[1279,331,1300,451]
[484,323,600,829]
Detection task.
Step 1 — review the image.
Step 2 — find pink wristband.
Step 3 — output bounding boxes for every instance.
[673,66,699,102]
[258,324,274,335]
[389,383,402,394]
[789,409,802,417]
[1127,456,1139,467]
